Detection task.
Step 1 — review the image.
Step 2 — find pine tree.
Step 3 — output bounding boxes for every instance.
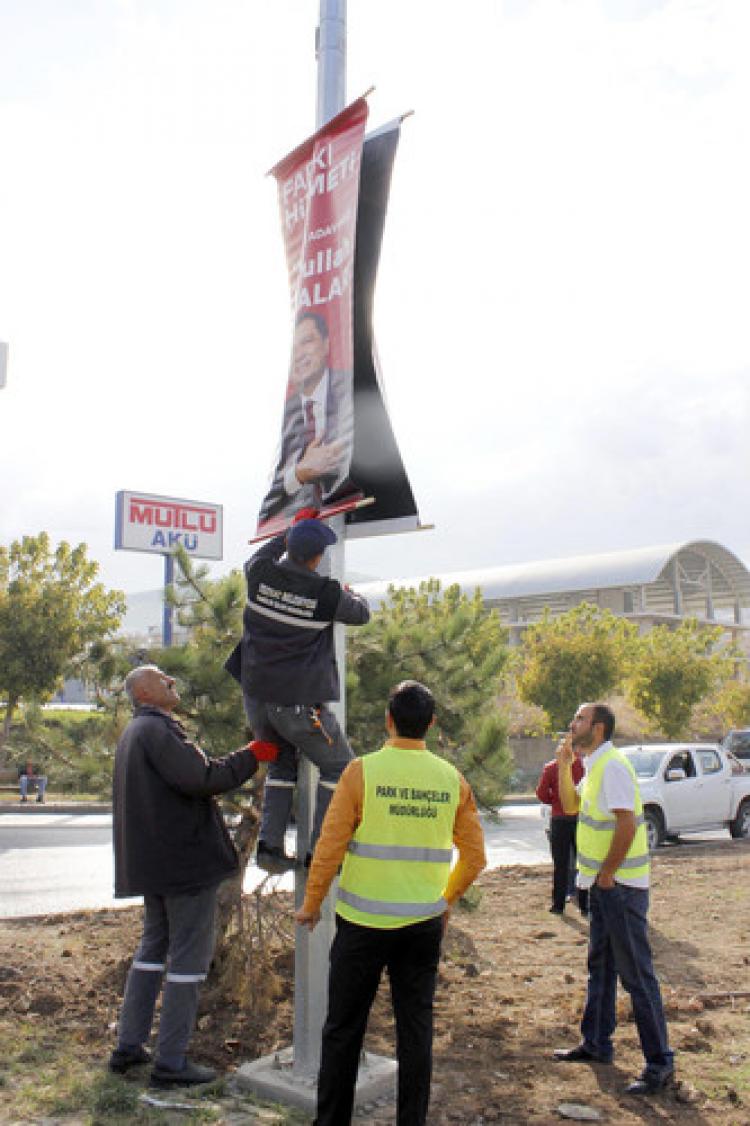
[158,549,264,963]
[347,579,512,807]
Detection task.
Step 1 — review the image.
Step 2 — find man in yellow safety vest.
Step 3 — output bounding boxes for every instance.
[295,680,486,1126]
[553,702,674,1096]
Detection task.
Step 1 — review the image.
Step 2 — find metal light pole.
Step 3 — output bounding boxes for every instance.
[316,0,346,127]
[238,2,396,1108]
[292,0,348,1081]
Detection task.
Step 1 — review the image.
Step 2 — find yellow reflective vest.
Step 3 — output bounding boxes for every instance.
[577,745,650,886]
[336,744,460,929]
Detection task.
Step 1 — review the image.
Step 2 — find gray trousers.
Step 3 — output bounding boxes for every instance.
[116,884,219,1069]
[243,696,353,851]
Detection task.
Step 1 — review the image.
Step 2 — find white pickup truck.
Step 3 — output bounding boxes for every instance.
[621,743,750,850]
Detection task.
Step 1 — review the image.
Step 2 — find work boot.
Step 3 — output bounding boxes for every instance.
[625,1066,675,1095]
[150,1059,217,1087]
[256,841,295,874]
[109,1045,152,1073]
[554,1044,612,1064]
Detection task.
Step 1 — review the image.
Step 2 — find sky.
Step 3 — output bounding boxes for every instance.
[1,0,748,602]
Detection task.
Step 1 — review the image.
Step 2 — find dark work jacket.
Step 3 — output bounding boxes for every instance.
[113,706,257,898]
[227,534,369,705]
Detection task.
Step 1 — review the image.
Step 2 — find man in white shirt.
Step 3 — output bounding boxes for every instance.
[259,312,354,525]
[552,702,674,1096]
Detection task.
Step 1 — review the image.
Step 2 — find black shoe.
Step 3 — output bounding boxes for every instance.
[36,796,44,803]
[109,1045,151,1073]
[256,841,295,874]
[150,1059,217,1087]
[549,906,564,915]
[20,796,27,803]
[625,1068,674,1095]
[554,1044,612,1064]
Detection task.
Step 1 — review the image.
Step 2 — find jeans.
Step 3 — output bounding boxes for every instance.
[315,915,443,1126]
[581,883,673,1076]
[20,775,47,800]
[244,696,353,851]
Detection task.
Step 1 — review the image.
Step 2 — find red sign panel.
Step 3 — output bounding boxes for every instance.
[256,99,368,534]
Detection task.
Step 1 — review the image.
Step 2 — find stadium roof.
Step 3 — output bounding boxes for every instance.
[357,541,750,605]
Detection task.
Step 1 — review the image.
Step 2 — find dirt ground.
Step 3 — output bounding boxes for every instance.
[1,841,749,1124]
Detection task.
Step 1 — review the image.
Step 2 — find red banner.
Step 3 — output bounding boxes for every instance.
[257,99,369,534]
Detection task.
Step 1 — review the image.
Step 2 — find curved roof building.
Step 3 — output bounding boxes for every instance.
[357,540,750,646]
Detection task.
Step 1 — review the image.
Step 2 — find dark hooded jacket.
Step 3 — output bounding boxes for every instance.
[113,706,257,898]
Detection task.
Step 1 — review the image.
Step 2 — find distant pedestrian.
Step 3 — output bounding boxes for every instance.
[535,754,587,915]
[109,664,277,1087]
[296,680,487,1126]
[18,761,47,803]
[553,702,674,1096]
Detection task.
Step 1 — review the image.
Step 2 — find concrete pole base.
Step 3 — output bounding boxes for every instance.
[234,1045,397,1117]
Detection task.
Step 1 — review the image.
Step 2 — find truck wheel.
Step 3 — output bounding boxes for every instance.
[644,808,664,851]
[730,799,750,839]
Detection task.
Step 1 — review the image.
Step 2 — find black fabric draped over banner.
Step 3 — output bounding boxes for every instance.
[346,122,419,537]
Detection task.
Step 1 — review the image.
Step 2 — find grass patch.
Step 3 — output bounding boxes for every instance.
[0,1021,303,1123]
[701,1056,750,1101]
[0,1022,143,1122]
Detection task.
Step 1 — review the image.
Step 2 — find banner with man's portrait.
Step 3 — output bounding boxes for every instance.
[255,99,419,539]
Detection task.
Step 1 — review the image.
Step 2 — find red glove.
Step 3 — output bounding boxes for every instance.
[248,740,279,763]
[292,506,320,523]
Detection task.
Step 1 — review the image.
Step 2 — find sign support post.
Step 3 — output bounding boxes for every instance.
[162,553,174,648]
[237,0,396,1112]
[291,0,348,1083]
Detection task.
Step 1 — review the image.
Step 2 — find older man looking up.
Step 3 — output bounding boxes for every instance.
[553,702,674,1096]
[109,665,276,1087]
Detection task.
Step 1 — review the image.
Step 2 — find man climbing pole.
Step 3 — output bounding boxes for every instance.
[227,515,370,872]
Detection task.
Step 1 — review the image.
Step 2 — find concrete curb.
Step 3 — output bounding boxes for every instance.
[0,802,112,815]
[1,797,538,816]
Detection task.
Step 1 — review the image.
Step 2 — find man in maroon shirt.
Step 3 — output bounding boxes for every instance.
[536,753,587,915]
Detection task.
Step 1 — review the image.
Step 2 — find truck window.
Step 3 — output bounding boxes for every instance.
[697,750,721,775]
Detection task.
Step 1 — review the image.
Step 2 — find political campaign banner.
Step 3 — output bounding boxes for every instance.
[255,101,420,540]
[256,98,368,536]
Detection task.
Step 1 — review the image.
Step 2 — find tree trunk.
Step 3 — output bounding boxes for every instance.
[0,697,16,763]
[212,778,264,970]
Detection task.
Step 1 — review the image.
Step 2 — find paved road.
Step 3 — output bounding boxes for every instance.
[0,806,730,920]
[0,805,551,919]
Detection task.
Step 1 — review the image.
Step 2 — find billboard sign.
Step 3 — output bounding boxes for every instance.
[115,490,223,560]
